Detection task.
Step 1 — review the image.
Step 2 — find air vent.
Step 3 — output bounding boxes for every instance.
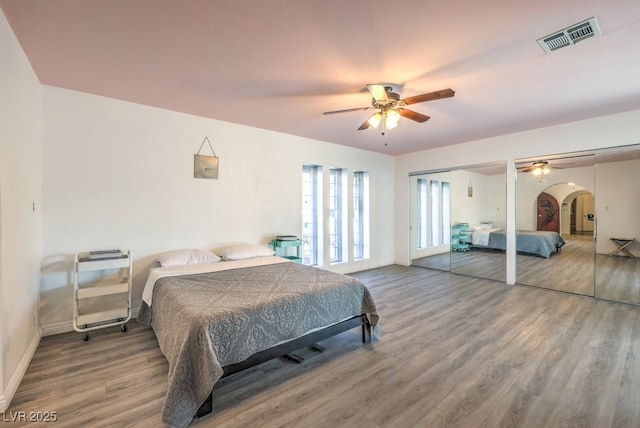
[537,17,601,53]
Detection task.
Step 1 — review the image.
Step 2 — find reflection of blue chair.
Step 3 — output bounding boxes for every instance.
[452,223,471,252]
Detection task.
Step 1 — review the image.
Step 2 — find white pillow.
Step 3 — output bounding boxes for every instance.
[217,243,275,261]
[470,224,490,231]
[156,249,221,267]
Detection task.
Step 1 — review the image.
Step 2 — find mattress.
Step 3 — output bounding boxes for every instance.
[472,229,565,258]
[138,257,378,427]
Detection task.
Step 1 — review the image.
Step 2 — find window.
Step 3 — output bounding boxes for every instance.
[302,165,322,265]
[329,168,347,263]
[417,178,450,249]
[417,178,428,248]
[429,180,440,246]
[441,182,451,245]
[353,171,370,260]
[303,165,367,265]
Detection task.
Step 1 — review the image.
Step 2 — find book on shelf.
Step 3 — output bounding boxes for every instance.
[276,235,298,241]
[87,249,123,260]
[89,249,121,255]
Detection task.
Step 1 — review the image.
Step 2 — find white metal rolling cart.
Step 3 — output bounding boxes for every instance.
[73,250,132,341]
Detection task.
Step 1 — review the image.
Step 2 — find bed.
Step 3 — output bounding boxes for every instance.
[470,227,565,258]
[137,252,378,428]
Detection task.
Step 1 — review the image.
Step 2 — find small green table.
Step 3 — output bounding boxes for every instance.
[270,239,302,263]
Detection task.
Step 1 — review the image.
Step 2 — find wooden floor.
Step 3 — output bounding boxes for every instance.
[413,235,640,305]
[516,235,596,295]
[7,264,640,427]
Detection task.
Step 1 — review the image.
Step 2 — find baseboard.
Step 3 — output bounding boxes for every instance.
[41,320,74,336]
[41,304,141,337]
[0,329,41,413]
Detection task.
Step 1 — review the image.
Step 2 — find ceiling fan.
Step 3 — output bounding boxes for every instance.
[322,84,455,135]
[517,160,573,176]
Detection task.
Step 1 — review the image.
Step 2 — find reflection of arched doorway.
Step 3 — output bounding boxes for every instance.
[565,192,594,236]
[536,184,594,236]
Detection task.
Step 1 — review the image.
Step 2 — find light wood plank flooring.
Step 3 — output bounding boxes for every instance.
[413,235,640,305]
[516,235,596,296]
[6,264,640,427]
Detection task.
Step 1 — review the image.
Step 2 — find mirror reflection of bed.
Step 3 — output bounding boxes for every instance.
[516,146,640,304]
[410,163,507,283]
[410,145,640,308]
[450,166,507,283]
[515,166,596,296]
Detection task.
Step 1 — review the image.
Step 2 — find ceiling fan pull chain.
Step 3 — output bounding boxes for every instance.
[381,110,386,136]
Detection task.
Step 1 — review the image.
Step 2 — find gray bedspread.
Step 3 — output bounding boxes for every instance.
[138,261,378,428]
[486,229,565,258]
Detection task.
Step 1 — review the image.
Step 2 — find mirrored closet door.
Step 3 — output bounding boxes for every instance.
[449,164,506,282]
[594,145,640,305]
[410,163,507,283]
[515,154,596,296]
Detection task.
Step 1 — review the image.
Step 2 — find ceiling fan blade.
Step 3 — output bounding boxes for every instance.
[358,115,374,130]
[323,107,371,115]
[518,166,535,172]
[402,88,455,105]
[396,108,430,123]
[366,84,389,102]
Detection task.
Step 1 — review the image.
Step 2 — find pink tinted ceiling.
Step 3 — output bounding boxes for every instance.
[1,0,640,155]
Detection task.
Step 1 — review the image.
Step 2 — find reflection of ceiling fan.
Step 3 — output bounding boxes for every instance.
[322,84,455,135]
[517,160,573,176]
[518,161,553,176]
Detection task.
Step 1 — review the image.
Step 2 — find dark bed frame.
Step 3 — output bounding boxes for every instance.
[196,314,372,418]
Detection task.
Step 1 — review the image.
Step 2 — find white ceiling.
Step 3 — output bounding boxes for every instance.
[2,0,640,155]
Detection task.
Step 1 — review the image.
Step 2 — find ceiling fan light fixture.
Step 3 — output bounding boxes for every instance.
[368,112,382,128]
[531,164,550,176]
[386,109,400,128]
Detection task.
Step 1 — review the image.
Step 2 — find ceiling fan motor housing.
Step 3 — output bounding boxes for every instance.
[372,87,401,108]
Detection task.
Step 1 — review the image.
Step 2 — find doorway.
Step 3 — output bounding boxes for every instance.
[566,193,595,237]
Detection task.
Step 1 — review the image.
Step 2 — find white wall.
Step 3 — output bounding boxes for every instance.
[395,109,640,283]
[39,87,395,333]
[450,170,504,227]
[0,10,42,412]
[595,159,640,255]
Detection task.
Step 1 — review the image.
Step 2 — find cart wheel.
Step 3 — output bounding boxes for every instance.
[121,324,128,333]
[82,333,90,341]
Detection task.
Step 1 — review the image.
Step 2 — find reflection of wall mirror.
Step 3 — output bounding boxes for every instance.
[516,144,640,306]
[410,162,506,283]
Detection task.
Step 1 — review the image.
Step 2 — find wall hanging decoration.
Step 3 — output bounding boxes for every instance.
[468,179,473,197]
[194,136,219,179]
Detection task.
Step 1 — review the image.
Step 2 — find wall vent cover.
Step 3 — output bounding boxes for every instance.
[537,17,601,53]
